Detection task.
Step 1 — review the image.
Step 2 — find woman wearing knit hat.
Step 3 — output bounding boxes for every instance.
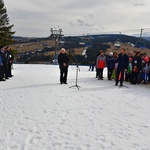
[106,52,115,80]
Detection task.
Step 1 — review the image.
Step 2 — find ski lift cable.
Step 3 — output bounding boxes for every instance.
[65,28,150,37]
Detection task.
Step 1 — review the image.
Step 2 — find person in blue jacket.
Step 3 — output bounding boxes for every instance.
[0,53,2,64]
[107,52,115,80]
[0,52,5,81]
[115,48,129,86]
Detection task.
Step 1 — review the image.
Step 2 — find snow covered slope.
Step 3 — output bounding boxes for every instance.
[0,64,150,150]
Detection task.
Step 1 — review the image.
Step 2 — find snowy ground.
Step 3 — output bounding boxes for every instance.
[0,64,150,150]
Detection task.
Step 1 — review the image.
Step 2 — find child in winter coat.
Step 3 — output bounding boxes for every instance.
[126,57,132,82]
[131,51,142,84]
[111,52,118,79]
[131,65,139,85]
[96,51,106,80]
[141,57,150,84]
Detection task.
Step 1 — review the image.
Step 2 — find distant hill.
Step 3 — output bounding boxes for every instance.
[143,37,150,41]
[13,34,150,48]
[12,34,150,64]
[13,36,51,44]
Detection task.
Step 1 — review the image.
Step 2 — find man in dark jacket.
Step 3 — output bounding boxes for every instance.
[0,47,9,79]
[115,48,129,86]
[58,48,69,84]
[6,47,14,77]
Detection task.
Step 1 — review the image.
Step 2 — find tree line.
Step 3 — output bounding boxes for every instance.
[0,0,15,47]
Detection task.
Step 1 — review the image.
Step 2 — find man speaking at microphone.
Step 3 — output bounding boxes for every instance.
[58,48,69,84]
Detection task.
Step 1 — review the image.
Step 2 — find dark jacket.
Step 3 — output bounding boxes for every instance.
[107,56,115,69]
[117,53,129,70]
[0,50,8,64]
[58,53,69,69]
[132,55,142,71]
[0,54,3,65]
[7,51,14,65]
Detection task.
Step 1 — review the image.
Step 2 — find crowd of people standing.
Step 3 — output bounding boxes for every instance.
[96,48,150,86]
[57,47,150,87]
[0,46,14,81]
[1,45,150,87]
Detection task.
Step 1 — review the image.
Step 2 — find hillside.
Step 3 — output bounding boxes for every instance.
[106,42,150,55]
[11,34,150,63]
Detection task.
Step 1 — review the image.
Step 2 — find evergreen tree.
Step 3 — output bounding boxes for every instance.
[0,0,15,47]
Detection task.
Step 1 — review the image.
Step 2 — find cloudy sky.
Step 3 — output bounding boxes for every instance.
[4,0,150,37]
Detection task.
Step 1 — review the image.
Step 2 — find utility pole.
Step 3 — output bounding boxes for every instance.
[140,29,144,39]
[50,28,63,64]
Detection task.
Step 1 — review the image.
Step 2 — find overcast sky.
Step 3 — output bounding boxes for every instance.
[4,0,150,37]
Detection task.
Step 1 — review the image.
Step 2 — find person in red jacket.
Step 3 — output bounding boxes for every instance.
[96,51,106,80]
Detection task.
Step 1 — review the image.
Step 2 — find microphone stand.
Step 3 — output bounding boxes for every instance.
[69,53,81,90]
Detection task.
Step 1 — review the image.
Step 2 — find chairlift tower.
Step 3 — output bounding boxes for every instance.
[50,28,63,64]
[140,29,144,39]
[135,29,146,48]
